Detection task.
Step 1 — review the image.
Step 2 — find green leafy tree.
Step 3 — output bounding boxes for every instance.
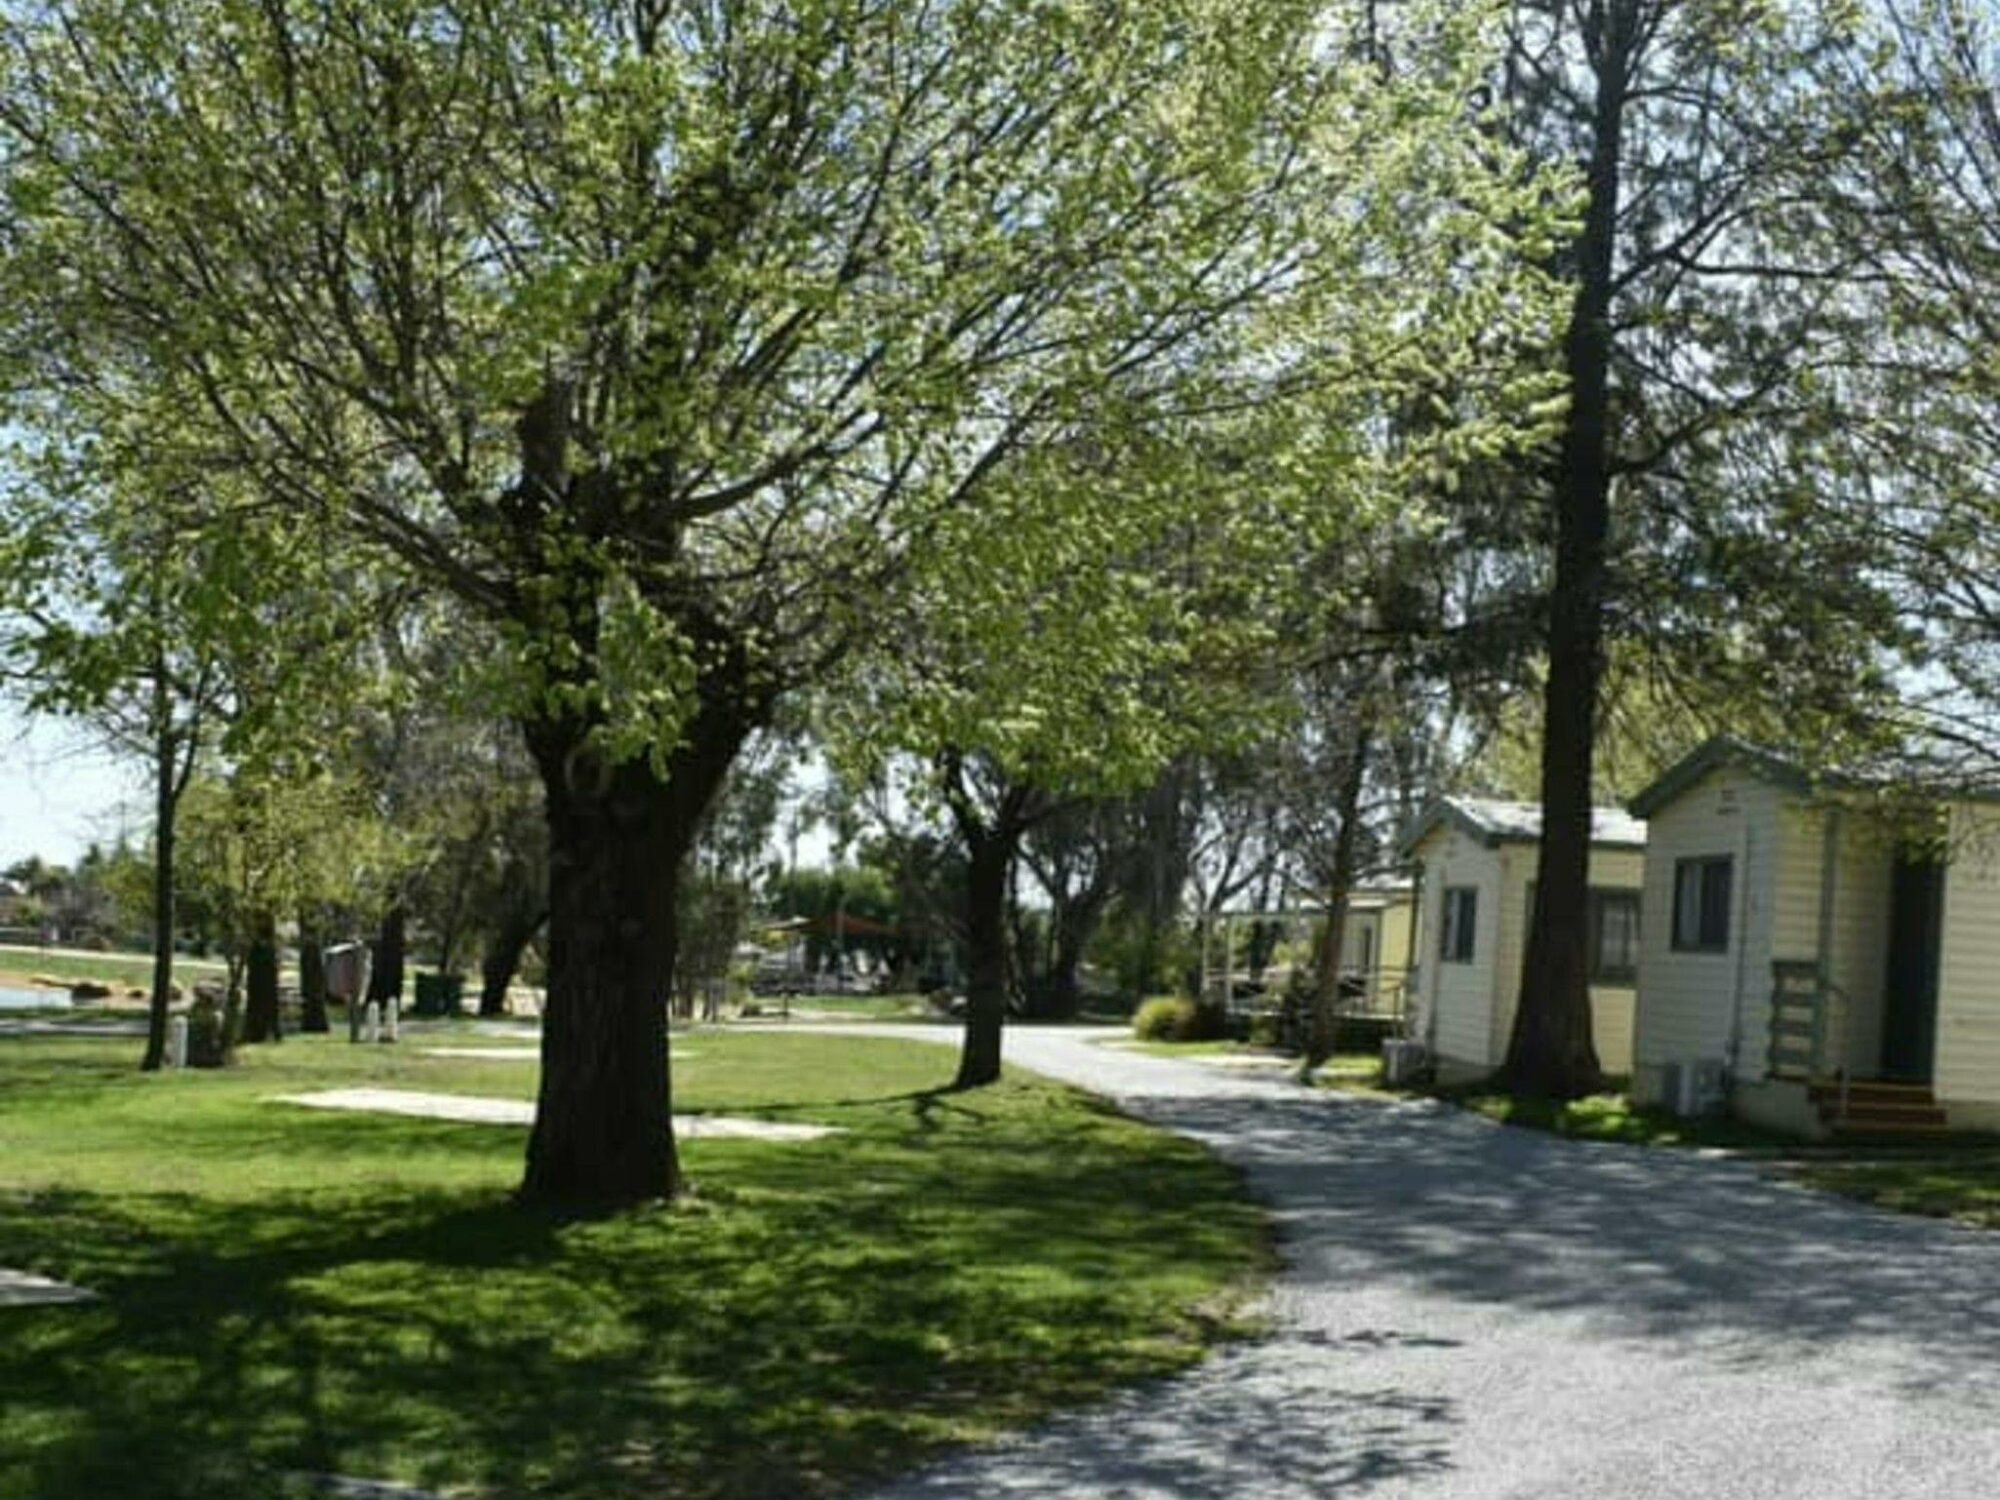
[1,0,1567,1202]
[1493,0,1916,1097]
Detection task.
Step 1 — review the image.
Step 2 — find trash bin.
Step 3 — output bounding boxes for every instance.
[413,972,465,1017]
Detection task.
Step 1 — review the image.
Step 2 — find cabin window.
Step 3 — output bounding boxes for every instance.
[1589,890,1641,983]
[1672,856,1732,952]
[1440,886,1477,963]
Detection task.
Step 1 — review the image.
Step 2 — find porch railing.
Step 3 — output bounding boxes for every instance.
[1767,961,1851,1113]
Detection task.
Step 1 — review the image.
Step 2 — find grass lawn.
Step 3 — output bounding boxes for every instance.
[773,992,941,1022]
[1435,1088,1791,1150]
[0,1029,1269,1500]
[1112,1038,1248,1059]
[1792,1152,2000,1229]
[0,943,230,994]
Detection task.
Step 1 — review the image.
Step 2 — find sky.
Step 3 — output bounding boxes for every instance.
[0,701,144,868]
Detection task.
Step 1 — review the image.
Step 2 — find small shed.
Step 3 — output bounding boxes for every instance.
[1399,798,1647,1081]
[1628,735,2000,1138]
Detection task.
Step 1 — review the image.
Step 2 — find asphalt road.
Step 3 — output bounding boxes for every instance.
[824,1024,2000,1500]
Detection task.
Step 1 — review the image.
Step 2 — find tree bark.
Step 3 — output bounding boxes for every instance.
[954,820,1014,1089]
[241,909,282,1044]
[298,910,330,1033]
[1044,876,1112,1019]
[1503,0,1634,1099]
[141,703,177,1072]
[517,699,751,1209]
[367,901,407,1011]
[1306,721,1374,1068]
[479,897,545,1018]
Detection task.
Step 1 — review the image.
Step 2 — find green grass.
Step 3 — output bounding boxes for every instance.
[1112,1038,1246,1058]
[1438,1088,1790,1149]
[772,992,942,1021]
[1793,1152,2000,1229]
[0,1030,1269,1500]
[0,944,229,992]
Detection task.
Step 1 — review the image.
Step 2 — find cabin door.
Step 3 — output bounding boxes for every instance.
[1880,849,1945,1083]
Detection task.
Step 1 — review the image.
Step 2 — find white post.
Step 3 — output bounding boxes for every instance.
[362,1001,380,1044]
[383,996,399,1042]
[166,1015,189,1070]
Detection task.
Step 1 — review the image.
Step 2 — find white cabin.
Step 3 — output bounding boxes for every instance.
[1400,798,1647,1082]
[1628,736,2000,1137]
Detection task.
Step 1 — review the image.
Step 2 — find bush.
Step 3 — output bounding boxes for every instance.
[1133,995,1227,1044]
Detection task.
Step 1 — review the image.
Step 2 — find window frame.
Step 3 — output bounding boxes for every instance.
[1671,856,1733,954]
[1588,888,1642,984]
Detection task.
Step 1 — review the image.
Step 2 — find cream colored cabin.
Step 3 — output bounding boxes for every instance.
[1339,881,1416,1013]
[1401,799,1646,1082]
[1629,737,2000,1137]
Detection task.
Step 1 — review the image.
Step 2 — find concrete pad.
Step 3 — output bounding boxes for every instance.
[0,1268,95,1307]
[269,1088,836,1141]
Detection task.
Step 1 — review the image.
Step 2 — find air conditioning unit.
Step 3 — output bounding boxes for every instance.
[1382,1038,1428,1085]
[1676,1058,1729,1118]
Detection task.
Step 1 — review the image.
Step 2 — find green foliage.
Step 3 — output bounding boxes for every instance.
[1132,995,1227,1044]
[0,0,1564,786]
[0,1031,1269,1499]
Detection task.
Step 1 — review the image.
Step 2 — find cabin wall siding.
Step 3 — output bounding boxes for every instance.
[1415,828,1504,1071]
[1633,768,1773,1105]
[1485,844,1643,1075]
[1936,805,2000,1107]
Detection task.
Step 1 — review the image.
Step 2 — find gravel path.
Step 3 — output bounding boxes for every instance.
[811,1024,2000,1499]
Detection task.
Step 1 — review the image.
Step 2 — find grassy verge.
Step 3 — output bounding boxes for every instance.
[1112,1038,1247,1058]
[1309,1057,1791,1149]
[770,992,942,1022]
[1792,1152,2000,1229]
[1435,1088,1791,1150]
[0,1029,1269,1500]
[0,944,230,993]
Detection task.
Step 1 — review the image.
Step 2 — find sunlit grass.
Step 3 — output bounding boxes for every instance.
[0,1030,1270,1500]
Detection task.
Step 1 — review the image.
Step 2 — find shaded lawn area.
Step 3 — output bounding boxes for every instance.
[1437,1088,1791,1151]
[0,1031,1270,1500]
[1792,1152,2000,1230]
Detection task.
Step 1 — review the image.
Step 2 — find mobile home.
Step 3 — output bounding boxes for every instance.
[1628,735,2000,1137]
[1400,798,1647,1081]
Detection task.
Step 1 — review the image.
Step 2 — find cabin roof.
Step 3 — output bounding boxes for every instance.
[1398,796,1646,860]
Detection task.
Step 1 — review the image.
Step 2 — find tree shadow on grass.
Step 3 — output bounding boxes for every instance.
[0,1086,1283,1500]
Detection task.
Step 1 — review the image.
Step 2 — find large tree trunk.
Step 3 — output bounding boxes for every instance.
[1044,876,1112,1019]
[241,910,282,1044]
[518,703,749,1209]
[141,705,177,1073]
[1306,722,1374,1068]
[954,822,1014,1089]
[1504,0,1633,1100]
[298,910,330,1033]
[479,896,545,1018]
[367,902,407,1011]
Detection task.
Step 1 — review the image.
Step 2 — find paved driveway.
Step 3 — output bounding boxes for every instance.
[817,1025,2000,1499]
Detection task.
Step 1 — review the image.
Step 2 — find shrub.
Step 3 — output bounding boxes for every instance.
[1133,996,1197,1042]
[1133,995,1228,1043]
